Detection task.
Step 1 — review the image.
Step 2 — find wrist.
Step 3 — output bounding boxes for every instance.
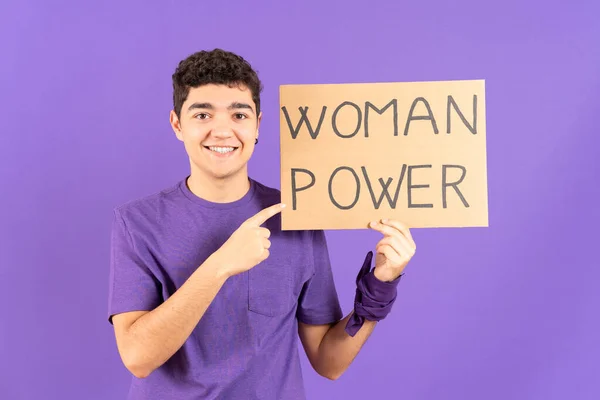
[363,269,400,302]
[373,268,402,283]
[204,252,232,281]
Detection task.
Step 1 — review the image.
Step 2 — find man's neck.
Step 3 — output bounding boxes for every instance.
[186,169,251,204]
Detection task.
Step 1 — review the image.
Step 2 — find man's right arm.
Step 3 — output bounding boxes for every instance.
[111,202,286,379]
[111,254,227,379]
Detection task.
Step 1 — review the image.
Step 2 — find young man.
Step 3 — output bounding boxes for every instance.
[108,49,416,400]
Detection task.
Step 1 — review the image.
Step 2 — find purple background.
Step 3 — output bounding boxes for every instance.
[1,1,599,399]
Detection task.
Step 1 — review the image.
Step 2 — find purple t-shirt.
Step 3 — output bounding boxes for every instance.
[108,177,344,399]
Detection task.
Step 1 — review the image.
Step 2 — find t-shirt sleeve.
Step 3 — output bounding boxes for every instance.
[296,230,344,325]
[108,208,162,324]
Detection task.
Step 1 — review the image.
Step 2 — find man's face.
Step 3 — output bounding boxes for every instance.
[170,84,261,181]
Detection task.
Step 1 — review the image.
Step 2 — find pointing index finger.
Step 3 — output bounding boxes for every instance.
[247,203,286,226]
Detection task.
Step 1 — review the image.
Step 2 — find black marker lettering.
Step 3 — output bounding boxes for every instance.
[281,106,328,139]
[407,165,433,208]
[447,95,477,134]
[328,166,360,210]
[361,165,407,209]
[365,100,398,137]
[331,101,362,139]
[442,165,469,208]
[403,97,439,136]
[291,168,316,210]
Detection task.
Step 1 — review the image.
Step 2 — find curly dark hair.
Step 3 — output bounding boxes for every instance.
[171,48,263,119]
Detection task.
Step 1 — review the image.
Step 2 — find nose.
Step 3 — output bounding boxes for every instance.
[210,116,234,139]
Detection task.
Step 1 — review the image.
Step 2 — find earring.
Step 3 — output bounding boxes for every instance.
[255,138,258,144]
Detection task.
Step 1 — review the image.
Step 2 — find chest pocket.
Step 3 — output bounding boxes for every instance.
[248,238,294,317]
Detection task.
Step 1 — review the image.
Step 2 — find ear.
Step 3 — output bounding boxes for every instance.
[256,111,262,140]
[169,110,184,142]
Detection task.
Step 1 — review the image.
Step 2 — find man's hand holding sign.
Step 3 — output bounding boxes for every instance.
[370,218,417,282]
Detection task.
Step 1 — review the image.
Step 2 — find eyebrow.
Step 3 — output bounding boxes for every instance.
[187,102,254,114]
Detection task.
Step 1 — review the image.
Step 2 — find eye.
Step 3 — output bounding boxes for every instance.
[234,113,248,120]
[195,113,209,120]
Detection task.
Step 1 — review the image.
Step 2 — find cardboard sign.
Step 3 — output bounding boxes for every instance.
[279,79,488,230]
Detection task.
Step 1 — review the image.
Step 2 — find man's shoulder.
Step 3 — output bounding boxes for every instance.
[251,178,281,198]
[251,179,291,216]
[113,179,183,220]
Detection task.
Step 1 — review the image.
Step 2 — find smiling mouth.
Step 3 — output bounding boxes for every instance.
[204,146,239,154]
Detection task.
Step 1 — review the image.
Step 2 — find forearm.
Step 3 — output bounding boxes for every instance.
[316,250,403,379]
[316,312,377,380]
[120,255,228,377]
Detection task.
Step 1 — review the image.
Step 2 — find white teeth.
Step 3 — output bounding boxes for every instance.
[208,146,235,154]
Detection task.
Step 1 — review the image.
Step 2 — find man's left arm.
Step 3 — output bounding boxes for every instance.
[298,219,417,380]
[298,313,376,380]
